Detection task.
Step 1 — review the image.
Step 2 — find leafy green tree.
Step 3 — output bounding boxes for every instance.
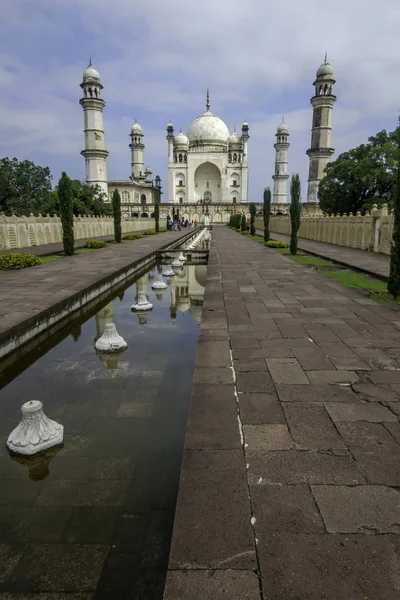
[388,123,400,298]
[241,213,246,231]
[68,181,112,216]
[58,172,74,256]
[249,202,256,236]
[263,187,271,242]
[0,157,53,216]
[318,129,399,215]
[289,174,301,255]
[112,189,122,243]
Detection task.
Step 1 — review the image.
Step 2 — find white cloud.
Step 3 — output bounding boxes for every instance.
[0,0,399,199]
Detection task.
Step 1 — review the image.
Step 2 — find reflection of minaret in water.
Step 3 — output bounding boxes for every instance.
[94,301,113,341]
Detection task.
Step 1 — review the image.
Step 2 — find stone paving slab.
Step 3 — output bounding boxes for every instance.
[167,226,400,599]
[259,229,390,279]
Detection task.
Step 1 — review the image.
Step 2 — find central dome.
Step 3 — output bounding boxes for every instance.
[187,111,230,145]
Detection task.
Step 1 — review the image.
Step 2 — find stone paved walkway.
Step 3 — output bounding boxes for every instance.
[261,229,390,279]
[165,226,400,600]
[0,230,185,346]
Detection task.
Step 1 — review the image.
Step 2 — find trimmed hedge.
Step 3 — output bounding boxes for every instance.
[85,239,109,249]
[0,252,43,271]
[265,240,289,248]
[123,233,142,240]
[142,230,157,236]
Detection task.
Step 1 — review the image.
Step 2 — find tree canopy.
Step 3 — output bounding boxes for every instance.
[318,128,399,215]
[0,157,112,217]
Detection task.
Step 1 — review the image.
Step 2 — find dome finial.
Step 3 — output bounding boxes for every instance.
[282,116,285,123]
[206,88,210,111]
[324,51,328,63]
[89,55,92,67]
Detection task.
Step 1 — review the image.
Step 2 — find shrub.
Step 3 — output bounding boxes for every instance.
[85,239,108,249]
[0,252,43,270]
[142,230,157,236]
[112,189,122,243]
[58,172,74,256]
[265,240,289,248]
[250,202,256,236]
[123,233,142,240]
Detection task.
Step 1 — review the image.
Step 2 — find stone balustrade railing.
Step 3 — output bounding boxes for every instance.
[256,204,392,255]
[0,214,166,250]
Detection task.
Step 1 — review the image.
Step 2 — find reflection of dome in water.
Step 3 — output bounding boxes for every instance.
[177,298,190,313]
[189,304,202,324]
[155,290,165,302]
[97,350,125,371]
[194,265,207,288]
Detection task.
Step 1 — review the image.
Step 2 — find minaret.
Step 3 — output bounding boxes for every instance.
[79,60,109,196]
[166,121,175,203]
[306,55,336,203]
[241,120,250,203]
[130,121,145,182]
[272,119,290,204]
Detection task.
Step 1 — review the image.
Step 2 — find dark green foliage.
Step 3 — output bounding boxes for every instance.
[70,181,112,217]
[85,239,108,249]
[241,213,246,231]
[112,189,122,243]
[122,233,142,240]
[263,187,271,242]
[154,193,160,233]
[58,172,75,256]
[249,202,256,236]
[228,215,235,227]
[235,214,241,229]
[289,174,301,255]
[0,157,53,216]
[265,240,289,248]
[318,128,399,215]
[388,123,400,299]
[0,252,43,270]
[143,229,156,235]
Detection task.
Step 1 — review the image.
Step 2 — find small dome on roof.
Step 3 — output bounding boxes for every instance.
[83,65,100,82]
[277,121,288,133]
[131,122,142,134]
[228,130,241,145]
[317,60,334,78]
[175,131,189,146]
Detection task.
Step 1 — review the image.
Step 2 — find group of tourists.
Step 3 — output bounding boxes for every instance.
[166,216,197,231]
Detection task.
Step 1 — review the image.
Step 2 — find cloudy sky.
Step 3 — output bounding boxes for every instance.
[0,0,399,203]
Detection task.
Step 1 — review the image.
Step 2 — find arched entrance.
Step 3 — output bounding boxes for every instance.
[194,162,221,204]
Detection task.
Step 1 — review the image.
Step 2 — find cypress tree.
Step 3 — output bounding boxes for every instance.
[263,187,271,242]
[250,202,256,236]
[241,213,246,231]
[388,121,400,298]
[235,213,241,229]
[112,189,122,243]
[58,171,74,256]
[154,194,160,233]
[229,215,234,227]
[289,174,302,255]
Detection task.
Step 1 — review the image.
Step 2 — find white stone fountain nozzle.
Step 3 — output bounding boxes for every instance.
[131,291,153,311]
[7,401,64,456]
[178,252,186,263]
[163,265,176,276]
[152,274,167,289]
[95,322,127,352]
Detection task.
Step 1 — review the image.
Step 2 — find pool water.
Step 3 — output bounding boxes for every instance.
[0,262,206,599]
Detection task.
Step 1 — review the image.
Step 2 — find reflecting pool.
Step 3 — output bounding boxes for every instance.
[0,261,206,599]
